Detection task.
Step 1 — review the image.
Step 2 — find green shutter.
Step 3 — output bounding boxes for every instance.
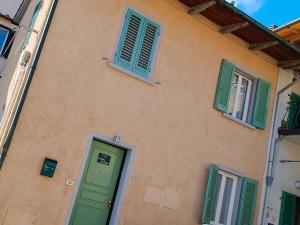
[252,79,271,129]
[287,93,300,129]
[133,18,160,77]
[279,192,297,225]
[236,177,258,225]
[200,164,219,224]
[22,0,43,49]
[214,59,235,112]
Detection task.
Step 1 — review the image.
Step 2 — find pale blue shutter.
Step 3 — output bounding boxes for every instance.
[115,9,160,79]
[114,9,144,71]
[133,18,160,77]
[22,0,43,49]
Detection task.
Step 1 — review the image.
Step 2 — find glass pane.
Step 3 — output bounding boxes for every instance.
[236,78,249,120]
[228,75,238,115]
[0,28,8,54]
[211,174,222,222]
[219,177,233,225]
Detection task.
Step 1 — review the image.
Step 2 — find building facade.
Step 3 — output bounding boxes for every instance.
[0,1,300,225]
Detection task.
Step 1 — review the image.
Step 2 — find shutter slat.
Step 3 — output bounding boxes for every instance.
[236,177,258,225]
[252,79,271,129]
[200,164,219,224]
[279,192,297,225]
[214,59,235,112]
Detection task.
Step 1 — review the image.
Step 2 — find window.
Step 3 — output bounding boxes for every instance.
[227,72,252,122]
[112,9,160,82]
[211,171,238,225]
[214,59,271,129]
[0,27,9,56]
[200,165,258,225]
[0,25,14,58]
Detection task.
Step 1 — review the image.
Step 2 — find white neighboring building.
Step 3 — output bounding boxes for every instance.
[263,19,300,225]
[0,0,30,23]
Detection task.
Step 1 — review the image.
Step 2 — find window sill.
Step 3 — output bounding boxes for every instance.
[108,61,154,86]
[222,113,256,130]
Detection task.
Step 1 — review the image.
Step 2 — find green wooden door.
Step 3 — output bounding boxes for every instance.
[69,140,125,225]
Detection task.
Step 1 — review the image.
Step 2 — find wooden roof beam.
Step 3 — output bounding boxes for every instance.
[249,41,279,50]
[278,59,300,68]
[188,1,216,15]
[220,22,249,33]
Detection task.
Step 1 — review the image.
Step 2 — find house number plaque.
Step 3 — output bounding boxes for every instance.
[97,153,111,165]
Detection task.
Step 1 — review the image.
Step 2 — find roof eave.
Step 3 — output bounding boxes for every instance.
[179,0,300,62]
[216,0,300,54]
[275,18,300,32]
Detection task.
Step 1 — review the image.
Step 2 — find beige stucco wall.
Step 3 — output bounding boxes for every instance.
[0,0,279,225]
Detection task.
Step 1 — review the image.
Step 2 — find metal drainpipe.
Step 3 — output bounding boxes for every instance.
[261,75,300,225]
[0,0,58,169]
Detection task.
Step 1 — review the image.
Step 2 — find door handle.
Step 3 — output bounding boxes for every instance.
[106,200,112,208]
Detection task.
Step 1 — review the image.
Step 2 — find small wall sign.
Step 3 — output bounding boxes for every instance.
[97,153,111,165]
[66,179,74,186]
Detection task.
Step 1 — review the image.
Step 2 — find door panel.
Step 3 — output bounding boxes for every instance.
[69,140,125,225]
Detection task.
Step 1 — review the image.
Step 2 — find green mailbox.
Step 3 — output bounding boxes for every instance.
[40,158,57,177]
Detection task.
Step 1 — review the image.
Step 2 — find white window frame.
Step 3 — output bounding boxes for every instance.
[0,27,9,56]
[229,72,253,122]
[211,171,238,225]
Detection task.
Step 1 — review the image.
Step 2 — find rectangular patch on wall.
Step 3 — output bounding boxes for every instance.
[97,153,111,165]
[144,186,163,206]
[144,186,182,210]
[162,188,181,210]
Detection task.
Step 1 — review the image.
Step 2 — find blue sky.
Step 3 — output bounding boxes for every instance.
[227,0,300,28]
